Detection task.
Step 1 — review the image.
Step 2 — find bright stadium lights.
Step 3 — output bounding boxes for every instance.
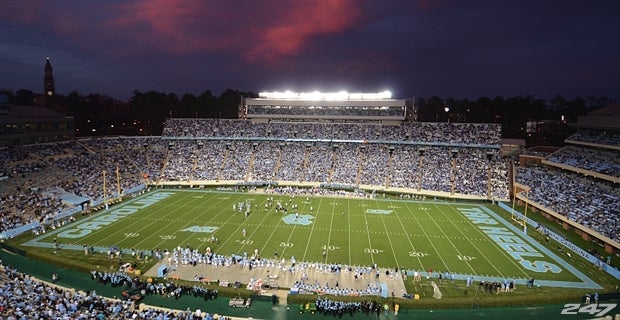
[323,91,348,101]
[258,90,393,100]
[349,93,362,100]
[299,91,322,101]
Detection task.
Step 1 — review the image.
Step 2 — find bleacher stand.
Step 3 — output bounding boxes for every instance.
[2,114,620,318]
[515,165,619,242]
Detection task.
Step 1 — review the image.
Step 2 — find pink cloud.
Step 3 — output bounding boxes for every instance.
[106,2,251,54]
[1,1,365,63]
[108,0,365,63]
[244,0,364,63]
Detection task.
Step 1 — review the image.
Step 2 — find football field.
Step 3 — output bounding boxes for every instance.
[24,189,599,288]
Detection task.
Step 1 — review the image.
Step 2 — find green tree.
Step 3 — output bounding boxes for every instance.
[14,89,35,106]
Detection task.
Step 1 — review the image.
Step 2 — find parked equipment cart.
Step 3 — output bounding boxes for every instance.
[229,297,251,308]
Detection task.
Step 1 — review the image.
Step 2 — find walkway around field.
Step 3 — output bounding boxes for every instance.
[143,259,408,304]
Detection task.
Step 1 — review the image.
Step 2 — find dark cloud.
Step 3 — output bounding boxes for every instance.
[0,0,618,100]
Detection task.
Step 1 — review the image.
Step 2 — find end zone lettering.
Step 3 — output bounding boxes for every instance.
[458,207,562,274]
[57,192,175,239]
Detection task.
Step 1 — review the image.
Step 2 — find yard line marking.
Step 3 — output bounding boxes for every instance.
[389,198,425,270]
[445,204,531,278]
[277,195,315,258]
[301,197,323,262]
[164,193,245,251]
[103,191,195,249]
[322,196,338,263]
[434,204,506,277]
[374,198,400,268]
[184,193,247,241]
[88,190,216,251]
[347,197,352,266]
[421,204,476,274]
[237,196,285,254]
[403,202,450,272]
[361,199,375,264]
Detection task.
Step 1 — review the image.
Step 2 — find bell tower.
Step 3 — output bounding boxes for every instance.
[44,57,55,109]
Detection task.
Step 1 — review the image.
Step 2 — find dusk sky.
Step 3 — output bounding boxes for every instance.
[1,0,618,101]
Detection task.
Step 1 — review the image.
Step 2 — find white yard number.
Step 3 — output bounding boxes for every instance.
[237,239,254,245]
[159,235,176,240]
[457,255,476,261]
[279,242,294,247]
[364,248,383,254]
[322,245,339,251]
[409,251,428,257]
[560,303,616,317]
[124,233,140,238]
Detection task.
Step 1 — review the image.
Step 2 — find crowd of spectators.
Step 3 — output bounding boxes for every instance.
[0,119,510,236]
[8,118,617,247]
[1,117,619,317]
[546,145,620,178]
[291,279,381,297]
[515,165,620,242]
[1,263,226,319]
[518,130,619,243]
[313,296,384,317]
[162,119,502,145]
[566,129,620,147]
[143,244,393,299]
[159,140,509,199]
[158,118,507,198]
[90,270,219,301]
[0,137,166,234]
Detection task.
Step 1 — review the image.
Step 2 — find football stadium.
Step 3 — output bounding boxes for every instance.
[1,90,619,320]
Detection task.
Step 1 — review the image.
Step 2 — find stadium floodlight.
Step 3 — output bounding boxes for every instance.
[299,91,322,101]
[349,93,362,100]
[258,90,393,100]
[259,91,298,99]
[361,91,391,100]
[323,91,349,101]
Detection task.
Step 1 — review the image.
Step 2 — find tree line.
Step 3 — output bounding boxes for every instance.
[7,88,616,142]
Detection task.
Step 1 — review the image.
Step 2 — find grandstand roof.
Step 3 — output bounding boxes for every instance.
[502,138,526,146]
[0,106,68,121]
[572,103,620,130]
[588,103,620,117]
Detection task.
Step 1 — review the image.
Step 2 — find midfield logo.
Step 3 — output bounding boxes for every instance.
[282,214,314,225]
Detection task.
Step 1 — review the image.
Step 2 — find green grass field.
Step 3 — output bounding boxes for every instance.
[25,189,592,285]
